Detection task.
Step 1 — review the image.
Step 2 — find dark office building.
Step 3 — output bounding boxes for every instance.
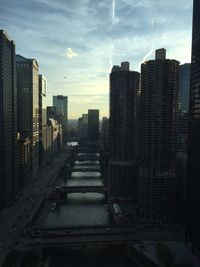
[138,49,179,222]
[16,54,39,178]
[187,0,200,251]
[177,64,191,150]
[78,113,88,140]
[176,64,190,213]
[88,109,99,141]
[0,30,18,208]
[102,117,109,141]
[109,62,140,201]
[47,106,57,120]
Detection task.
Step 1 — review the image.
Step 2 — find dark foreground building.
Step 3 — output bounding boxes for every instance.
[0,30,18,208]
[138,49,179,223]
[187,0,200,251]
[88,109,99,141]
[109,62,140,201]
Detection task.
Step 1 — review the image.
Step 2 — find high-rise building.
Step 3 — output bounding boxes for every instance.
[88,109,99,141]
[78,113,88,140]
[138,49,179,222]
[16,54,39,178]
[17,137,31,188]
[177,64,191,150]
[39,75,47,167]
[187,0,200,251]
[53,95,68,141]
[102,117,109,141]
[109,62,139,201]
[47,106,57,120]
[179,64,191,114]
[0,30,18,208]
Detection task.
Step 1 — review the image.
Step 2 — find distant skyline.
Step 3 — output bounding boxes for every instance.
[0,0,193,119]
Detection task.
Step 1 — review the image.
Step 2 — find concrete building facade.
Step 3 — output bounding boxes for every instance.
[53,95,68,142]
[16,54,39,178]
[138,49,179,222]
[109,62,140,201]
[39,74,47,167]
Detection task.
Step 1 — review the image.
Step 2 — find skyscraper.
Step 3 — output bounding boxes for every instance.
[109,62,139,201]
[53,95,68,141]
[78,113,88,140]
[16,54,39,178]
[0,30,18,208]
[187,0,200,251]
[88,109,99,141]
[179,64,191,114]
[176,64,191,152]
[138,49,179,222]
[39,75,47,167]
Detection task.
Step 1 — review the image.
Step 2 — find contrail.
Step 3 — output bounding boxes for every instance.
[109,0,116,75]
[112,0,115,25]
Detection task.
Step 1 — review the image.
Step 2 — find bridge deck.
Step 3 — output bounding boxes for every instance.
[56,186,108,193]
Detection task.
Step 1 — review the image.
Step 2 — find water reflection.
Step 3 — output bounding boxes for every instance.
[45,151,108,228]
[71,172,101,178]
[77,153,99,156]
[73,165,100,170]
[66,141,78,146]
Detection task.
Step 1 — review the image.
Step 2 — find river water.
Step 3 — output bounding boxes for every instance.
[45,152,109,227]
[47,147,135,267]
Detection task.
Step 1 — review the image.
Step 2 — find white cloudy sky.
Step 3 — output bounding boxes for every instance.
[0,0,193,119]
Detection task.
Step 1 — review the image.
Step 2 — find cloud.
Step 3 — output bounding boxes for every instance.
[0,0,193,118]
[65,48,78,59]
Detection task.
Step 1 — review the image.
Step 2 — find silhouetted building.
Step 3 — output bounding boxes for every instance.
[138,49,179,222]
[177,64,190,151]
[38,75,47,167]
[102,117,109,141]
[16,54,39,178]
[176,64,190,215]
[78,113,88,140]
[53,95,68,141]
[0,30,18,208]
[88,109,99,141]
[187,0,200,251]
[109,62,140,201]
[47,106,57,120]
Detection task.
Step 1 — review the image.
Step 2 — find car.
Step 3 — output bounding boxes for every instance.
[105,227,111,232]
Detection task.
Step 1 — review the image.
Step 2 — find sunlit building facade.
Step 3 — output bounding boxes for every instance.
[16,54,39,178]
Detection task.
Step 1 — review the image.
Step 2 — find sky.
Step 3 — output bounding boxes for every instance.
[0,0,193,119]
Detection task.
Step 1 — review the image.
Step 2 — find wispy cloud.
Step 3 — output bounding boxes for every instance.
[0,0,193,118]
[66,48,78,59]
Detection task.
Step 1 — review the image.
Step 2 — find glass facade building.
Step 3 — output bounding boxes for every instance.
[16,54,39,178]
[0,30,17,208]
[187,0,200,251]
